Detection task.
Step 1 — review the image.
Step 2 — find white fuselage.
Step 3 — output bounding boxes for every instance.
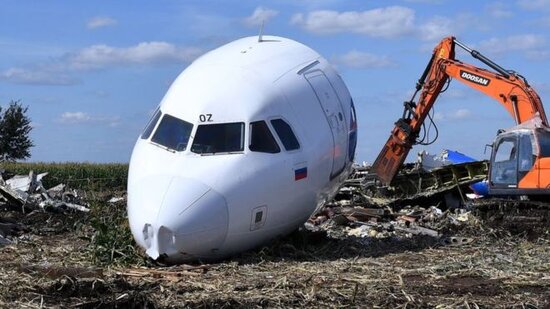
[127,36,357,263]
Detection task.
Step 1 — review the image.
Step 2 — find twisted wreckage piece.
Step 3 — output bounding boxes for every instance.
[0,170,90,246]
[0,170,89,213]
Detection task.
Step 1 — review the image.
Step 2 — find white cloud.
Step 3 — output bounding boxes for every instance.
[91,90,109,98]
[281,0,344,10]
[290,7,455,41]
[243,7,279,27]
[59,112,120,127]
[526,50,550,61]
[454,13,492,33]
[403,0,445,3]
[333,50,395,69]
[65,42,203,70]
[0,68,79,85]
[478,34,546,55]
[290,7,416,38]
[0,42,203,85]
[59,112,91,123]
[453,109,472,119]
[417,16,453,41]
[87,16,117,29]
[434,108,473,121]
[517,0,550,10]
[486,2,513,18]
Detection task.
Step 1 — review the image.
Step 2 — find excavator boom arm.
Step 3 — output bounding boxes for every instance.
[372,36,548,185]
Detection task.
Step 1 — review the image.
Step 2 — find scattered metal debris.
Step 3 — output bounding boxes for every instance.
[0,170,89,246]
[418,149,490,197]
[309,198,466,242]
[5,171,48,193]
[341,159,488,213]
[310,157,549,245]
[0,170,89,213]
[440,236,474,246]
[0,220,23,247]
[417,149,476,171]
[108,196,125,204]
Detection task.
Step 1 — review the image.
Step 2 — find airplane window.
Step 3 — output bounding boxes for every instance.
[350,100,357,130]
[349,131,357,162]
[270,119,300,151]
[249,121,280,153]
[191,122,244,154]
[141,108,162,140]
[349,99,357,161]
[150,114,193,152]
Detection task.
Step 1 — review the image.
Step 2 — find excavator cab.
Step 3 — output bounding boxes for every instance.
[489,128,550,195]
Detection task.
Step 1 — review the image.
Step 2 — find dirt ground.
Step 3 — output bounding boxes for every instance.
[1,198,549,308]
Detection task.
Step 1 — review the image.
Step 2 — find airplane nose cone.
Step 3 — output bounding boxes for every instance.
[128,176,228,262]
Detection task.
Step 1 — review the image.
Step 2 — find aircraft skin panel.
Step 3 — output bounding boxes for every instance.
[127,36,356,262]
[304,71,348,177]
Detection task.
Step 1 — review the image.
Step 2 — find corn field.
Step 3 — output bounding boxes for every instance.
[0,162,128,191]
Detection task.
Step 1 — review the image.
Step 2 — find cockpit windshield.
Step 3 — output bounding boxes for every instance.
[191,122,244,154]
[141,108,161,140]
[151,114,193,152]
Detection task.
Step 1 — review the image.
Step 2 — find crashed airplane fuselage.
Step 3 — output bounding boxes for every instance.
[127,35,357,263]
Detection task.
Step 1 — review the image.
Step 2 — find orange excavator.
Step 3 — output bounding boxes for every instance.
[372,36,550,196]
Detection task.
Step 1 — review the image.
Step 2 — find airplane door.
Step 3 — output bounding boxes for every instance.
[304,71,347,177]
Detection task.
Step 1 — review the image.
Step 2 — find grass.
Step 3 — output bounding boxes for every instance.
[88,201,148,267]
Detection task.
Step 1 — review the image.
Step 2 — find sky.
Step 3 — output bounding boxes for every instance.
[1,0,550,163]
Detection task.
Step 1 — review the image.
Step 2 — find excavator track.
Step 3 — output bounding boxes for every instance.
[471,198,550,237]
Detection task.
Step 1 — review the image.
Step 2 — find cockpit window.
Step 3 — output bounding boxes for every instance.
[141,108,161,140]
[350,100,357,130]
[270,119,300,151]
[250,121,280,153]
[151,114,193,152]
[349,99,357,161]
[191,122,244,154]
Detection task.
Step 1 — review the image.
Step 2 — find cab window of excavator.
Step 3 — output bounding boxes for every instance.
[518,134,534,172]
[494,139,516,162]
[537,130,550,157]
[491,137,518,185]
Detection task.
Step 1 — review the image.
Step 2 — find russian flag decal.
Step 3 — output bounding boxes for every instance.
[294,167,307,181]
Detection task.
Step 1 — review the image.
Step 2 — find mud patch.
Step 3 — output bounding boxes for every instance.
[404,274,504,296]
[34,277,156,308]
